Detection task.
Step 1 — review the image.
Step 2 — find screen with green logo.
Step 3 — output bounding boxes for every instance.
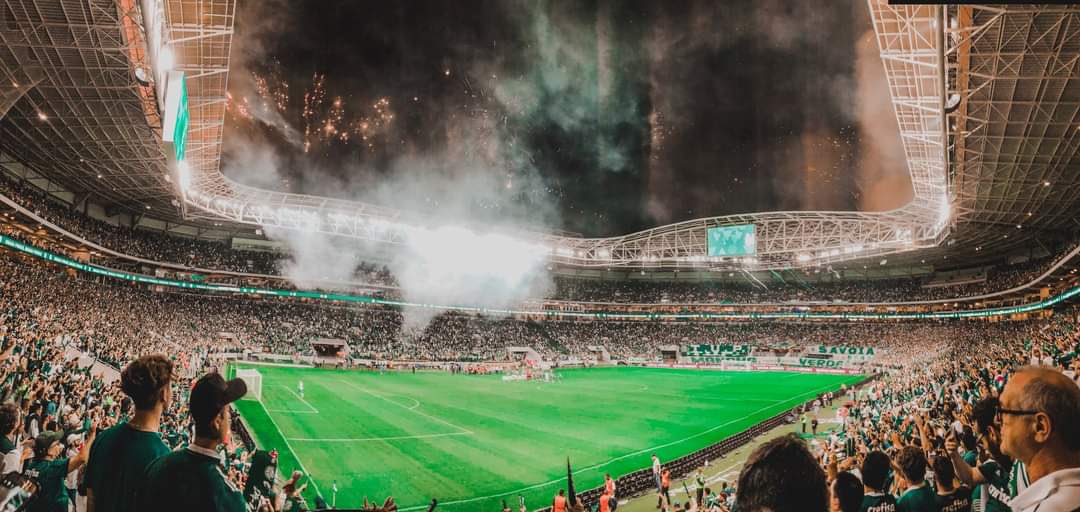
[173,79,189,161]
[707,224,756,256]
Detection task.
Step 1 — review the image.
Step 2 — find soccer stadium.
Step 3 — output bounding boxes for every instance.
[0,1,1078,512]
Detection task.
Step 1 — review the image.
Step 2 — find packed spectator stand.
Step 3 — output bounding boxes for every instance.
[0,235,1078,510]
[0,180,1078,511]
[1,177,1075,308]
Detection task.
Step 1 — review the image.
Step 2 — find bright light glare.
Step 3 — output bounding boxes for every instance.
[157,46,175,75]
[936,196,951,230]
[176,161,191,191]
[404,226,548,289]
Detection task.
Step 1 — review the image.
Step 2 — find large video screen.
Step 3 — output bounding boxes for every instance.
[707,224,756,257]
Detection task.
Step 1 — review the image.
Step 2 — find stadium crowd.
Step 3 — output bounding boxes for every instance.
[549,250,1074,305]
[0,209,1077,510]
[0,178,396,285]
[4,245,1065,366]
[1,178,1075,308]
[638,310,1080,512]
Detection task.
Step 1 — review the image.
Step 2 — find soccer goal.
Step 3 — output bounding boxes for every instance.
[236,368,263,402]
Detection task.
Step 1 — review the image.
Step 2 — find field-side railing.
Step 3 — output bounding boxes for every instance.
[537,375,879,511]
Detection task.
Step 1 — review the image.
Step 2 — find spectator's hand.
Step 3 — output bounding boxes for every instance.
[944,430,958,454]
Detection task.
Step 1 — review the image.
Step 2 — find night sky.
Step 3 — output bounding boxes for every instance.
[222,0,911,237]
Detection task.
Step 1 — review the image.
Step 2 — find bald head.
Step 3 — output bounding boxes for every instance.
[1008,366,1080,450]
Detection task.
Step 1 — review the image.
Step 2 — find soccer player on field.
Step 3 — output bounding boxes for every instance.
[298,380,304,398]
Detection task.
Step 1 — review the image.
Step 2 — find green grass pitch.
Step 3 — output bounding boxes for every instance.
[230,364,862,511]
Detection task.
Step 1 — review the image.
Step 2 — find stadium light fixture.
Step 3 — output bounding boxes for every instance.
[134,67,152,87]
[945,94,961,114]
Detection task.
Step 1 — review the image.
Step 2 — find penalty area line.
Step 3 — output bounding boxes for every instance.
[286,431,474,443]
[255,400,323,498]
[396,379,843,511]
[281,385,320,413]
[341,381,472,435]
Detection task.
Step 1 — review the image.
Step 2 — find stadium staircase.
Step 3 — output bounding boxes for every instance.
[525,321,568,355]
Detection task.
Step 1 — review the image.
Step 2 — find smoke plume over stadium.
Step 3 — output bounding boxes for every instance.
[220,0,911,325]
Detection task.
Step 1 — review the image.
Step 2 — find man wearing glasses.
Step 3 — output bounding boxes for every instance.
[996,367,1080,512]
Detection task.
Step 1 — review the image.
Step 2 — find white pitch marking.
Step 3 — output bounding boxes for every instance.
[255,401,323,498]
[266,408,318,414]
[387,394,421,410]
[287,431,473,443]
[396,379,844,511]
[281,385,319,413]
[342,381,473,435]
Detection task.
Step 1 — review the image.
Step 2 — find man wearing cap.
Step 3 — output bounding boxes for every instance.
[138,372,247,512]
[84,354,174,512]
[24,425,96,512]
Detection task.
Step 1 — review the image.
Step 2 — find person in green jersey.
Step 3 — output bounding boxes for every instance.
[24,427,96,512]
[138,372,248,512]
[958,428,978,467]
[931,455,970,512]
[84,354,175,512]
[894,446,938,512]
[860,451,897,512]
[945,397,1016,512]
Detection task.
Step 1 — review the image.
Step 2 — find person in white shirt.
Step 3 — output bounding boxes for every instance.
[651,453,662,507]
[998,367,1080,512]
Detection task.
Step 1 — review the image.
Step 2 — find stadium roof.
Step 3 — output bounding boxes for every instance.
[0,2,1077,271]
[0,0,173,215]
[946,6,1080,257]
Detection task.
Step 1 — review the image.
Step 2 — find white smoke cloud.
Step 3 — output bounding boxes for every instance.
[225,31,560,334]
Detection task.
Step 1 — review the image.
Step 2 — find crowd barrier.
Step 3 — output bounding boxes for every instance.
[536,374,879,511]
